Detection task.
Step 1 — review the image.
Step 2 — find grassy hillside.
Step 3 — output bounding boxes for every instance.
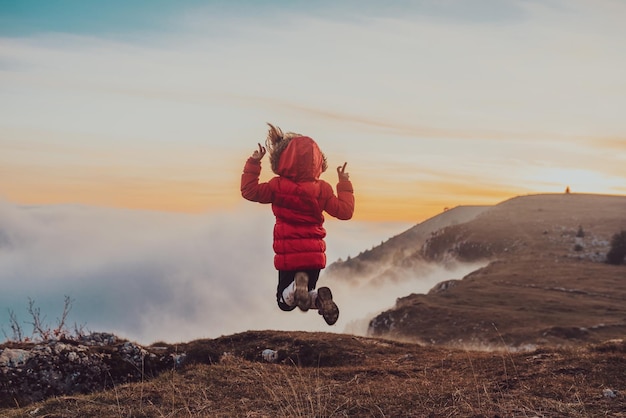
[368,193,626,347]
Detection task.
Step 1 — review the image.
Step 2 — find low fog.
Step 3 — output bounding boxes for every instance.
[0,199,483,344]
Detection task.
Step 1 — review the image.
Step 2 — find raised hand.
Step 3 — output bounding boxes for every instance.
[337,162,350,181]
[251,143,266,160]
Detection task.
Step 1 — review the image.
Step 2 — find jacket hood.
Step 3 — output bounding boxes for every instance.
[275,136,325,181]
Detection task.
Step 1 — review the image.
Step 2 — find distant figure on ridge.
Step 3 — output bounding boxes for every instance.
[241,123,355,325]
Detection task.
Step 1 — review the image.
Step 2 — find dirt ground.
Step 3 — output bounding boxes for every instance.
[3,331,625,417]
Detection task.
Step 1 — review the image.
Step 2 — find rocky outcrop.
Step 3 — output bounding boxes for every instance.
[0,333,182,408]
[427,279,460,294]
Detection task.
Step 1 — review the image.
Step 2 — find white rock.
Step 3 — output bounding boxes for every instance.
[0,349,32,368]
[262,349,278,362]
[603,388,618,398]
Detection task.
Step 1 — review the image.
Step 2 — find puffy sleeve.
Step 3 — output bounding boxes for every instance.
[320,179,354,220]
[241,158,274,204]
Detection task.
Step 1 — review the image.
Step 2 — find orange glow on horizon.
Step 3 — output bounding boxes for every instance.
[0,155,580,222]
[3,178,515,223]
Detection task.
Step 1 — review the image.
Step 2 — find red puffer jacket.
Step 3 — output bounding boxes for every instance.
[241,136,354,271]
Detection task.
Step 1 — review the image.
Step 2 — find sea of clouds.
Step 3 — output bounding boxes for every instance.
[0,198,483,344]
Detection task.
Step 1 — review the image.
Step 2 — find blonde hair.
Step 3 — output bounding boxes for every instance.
[265,123,327,174]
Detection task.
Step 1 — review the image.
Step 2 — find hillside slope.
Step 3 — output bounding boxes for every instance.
[325,205,489,285]
[367,193,626,347]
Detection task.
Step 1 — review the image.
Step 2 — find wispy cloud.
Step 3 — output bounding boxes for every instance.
[1,200,439,344]
[1,0,625,221]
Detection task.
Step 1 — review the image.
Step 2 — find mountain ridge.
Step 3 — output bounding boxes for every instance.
[325,204,490,285]
[361,192,626,347]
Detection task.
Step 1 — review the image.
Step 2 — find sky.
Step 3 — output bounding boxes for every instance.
[1,0,626,344]
[1,0,625,222]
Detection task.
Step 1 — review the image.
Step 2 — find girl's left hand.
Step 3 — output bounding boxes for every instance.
[252,143,266,160]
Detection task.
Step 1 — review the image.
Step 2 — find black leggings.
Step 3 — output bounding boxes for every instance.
[276,269,321,311]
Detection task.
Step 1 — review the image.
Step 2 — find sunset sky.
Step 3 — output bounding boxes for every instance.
[1,0,625,222]
[1,0,626,344]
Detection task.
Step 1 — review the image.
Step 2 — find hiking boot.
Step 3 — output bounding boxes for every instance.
[316,286,339,325]
[294,272,311,311]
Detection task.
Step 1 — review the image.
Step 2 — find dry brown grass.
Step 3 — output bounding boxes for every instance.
[3,332,625,417]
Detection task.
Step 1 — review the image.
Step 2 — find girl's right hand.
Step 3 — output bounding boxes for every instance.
[337,162,349,181]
